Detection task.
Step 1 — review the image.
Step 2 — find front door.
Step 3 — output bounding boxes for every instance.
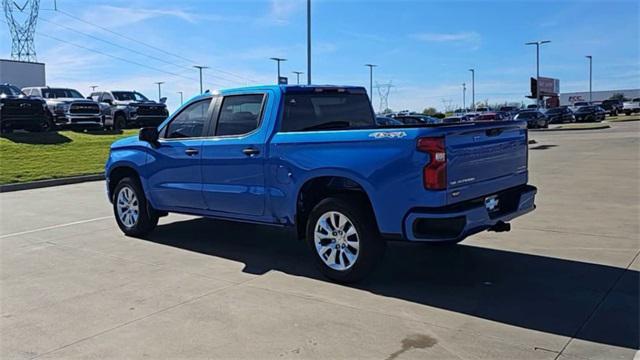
[146,98,212,210]
[201,93,268,217]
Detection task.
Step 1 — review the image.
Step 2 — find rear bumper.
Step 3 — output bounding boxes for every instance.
[402,185,537,242]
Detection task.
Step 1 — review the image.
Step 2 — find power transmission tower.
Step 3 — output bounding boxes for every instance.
[375,81,393,113]
[3,0,40,62]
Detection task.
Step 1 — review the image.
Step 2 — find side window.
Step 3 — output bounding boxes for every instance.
[164,99,210,139]
[216,94,264,136]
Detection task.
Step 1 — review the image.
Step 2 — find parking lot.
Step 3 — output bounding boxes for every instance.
[1,122,638,359]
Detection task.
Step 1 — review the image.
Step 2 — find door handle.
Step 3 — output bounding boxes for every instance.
[185,148,199,156]
[242,147,260,156]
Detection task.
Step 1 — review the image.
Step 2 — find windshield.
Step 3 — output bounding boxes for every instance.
[577,106,595,112]
[280,91,375,132]
[112,91,149,102]
[42,88,84,99]
[0,85,23,96]
[546,108,564,114]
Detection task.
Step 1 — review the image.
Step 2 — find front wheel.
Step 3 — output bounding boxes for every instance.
[306,196,385,283]
[113,177,158,237]
[114,114,127,130]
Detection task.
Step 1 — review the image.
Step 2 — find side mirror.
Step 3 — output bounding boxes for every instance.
[103,99,113,105]
[159,97,167,104]
[139,127,159,147]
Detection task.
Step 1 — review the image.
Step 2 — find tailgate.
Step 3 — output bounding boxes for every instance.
[445,121,528,204]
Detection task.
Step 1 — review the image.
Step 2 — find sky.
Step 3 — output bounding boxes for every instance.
[2,0,639,113]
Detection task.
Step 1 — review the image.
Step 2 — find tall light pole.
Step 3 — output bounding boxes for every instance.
[525,40,551,108]
[586,55,592,103]
[193,65,209,94]
[468,69,475,111]
[154,82,164,101]
[177,91,184,105]
[307,0,311,85]
[90,85,98,92]
[462,83,466,112]
[270,57,287,84]
[292,71,304,85]
[365,64,377,102]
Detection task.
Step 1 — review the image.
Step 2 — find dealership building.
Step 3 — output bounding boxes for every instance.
[560,89,640,105]
[0,59,46,89]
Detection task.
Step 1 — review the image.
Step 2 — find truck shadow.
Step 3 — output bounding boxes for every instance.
[143,217,639,350]
[0,131,72,144]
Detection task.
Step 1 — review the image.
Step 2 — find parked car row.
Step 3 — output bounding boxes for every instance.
[0,83,169,133]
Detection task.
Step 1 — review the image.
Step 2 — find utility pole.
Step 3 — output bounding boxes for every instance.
[586,55,592,103]
[525,40,551,108]
[462,83,466,112]
[193,65,208,94]
[365,64,377,103]
[177,91,184,105]
[90,85,98,92]
[307,0,312,85]
[468,69,475,111]
[292,71,304,85]
[154,82,164,101]
[270,57,287,84]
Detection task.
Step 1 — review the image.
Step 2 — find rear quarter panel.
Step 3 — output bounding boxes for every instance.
[268,128,445,234]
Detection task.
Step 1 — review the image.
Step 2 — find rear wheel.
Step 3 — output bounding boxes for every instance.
[306,196,385,283]
[113,177,158,237]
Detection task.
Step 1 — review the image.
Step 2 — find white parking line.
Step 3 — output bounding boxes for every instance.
[0,216,112,239]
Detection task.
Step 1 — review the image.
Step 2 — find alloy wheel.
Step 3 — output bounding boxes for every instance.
[116,186,139,228]
[314,211,360,271]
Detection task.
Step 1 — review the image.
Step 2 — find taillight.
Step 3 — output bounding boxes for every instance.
[417,137,447,190]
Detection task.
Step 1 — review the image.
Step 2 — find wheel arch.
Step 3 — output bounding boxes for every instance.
[107,165,141,202]
[294,174,378,240]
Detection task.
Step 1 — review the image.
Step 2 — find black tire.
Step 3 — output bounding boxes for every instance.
[33,116,54,132]
[112,177,158,237]
[305,195,385,283]
[625,111,632,116]
[114,114,127,130]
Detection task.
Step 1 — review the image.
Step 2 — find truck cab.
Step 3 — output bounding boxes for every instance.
[106,85,537,282]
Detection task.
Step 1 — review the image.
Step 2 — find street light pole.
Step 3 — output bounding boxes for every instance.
[365,64,377,102]
[586,55,592,103]
[307,0,311,85]
[270,57,287,84]
[154,82,164,101]
[462,83,466,112]
[468,69,475,111]
[292,71,304,85]
[525,40,551,108]
[193,66,209,94]
[177,91,184,105]
[90,85,98,92]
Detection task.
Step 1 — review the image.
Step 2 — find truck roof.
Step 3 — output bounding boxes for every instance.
[218,84,366,95]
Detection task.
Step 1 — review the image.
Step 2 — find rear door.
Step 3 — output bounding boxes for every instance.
[200,92,270,217]
[145,98,213,210]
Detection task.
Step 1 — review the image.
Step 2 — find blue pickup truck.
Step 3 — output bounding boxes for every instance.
[106,85,537,282]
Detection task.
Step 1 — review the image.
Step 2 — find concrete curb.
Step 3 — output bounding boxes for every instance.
[0,174,104,193]
[531,124,610,132]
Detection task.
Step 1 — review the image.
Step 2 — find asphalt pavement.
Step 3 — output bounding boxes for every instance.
[1,121,638,359]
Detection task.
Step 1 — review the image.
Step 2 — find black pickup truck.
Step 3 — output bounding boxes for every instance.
[0,84,52,134]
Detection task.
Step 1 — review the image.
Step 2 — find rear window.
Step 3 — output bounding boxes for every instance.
[280,92,375,132]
